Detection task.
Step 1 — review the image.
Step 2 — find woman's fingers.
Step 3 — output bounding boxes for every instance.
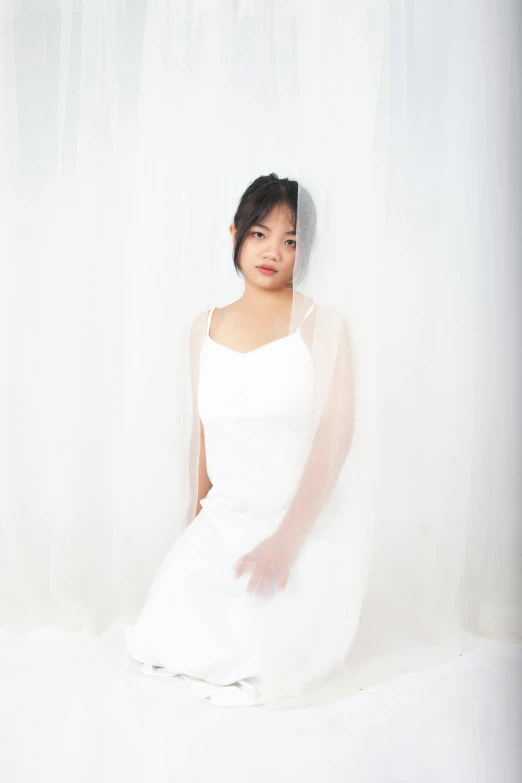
[247,563,263,593]
[234,550,254,578]
[255,562,275,596]
[278,563,289,592]
[234,542,290,596]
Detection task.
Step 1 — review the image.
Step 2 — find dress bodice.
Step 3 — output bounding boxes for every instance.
[197,304,316,517]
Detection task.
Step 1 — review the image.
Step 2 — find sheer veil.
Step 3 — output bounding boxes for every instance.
[179,169,472,708]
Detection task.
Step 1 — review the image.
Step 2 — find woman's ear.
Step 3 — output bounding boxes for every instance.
[229,223,237,248]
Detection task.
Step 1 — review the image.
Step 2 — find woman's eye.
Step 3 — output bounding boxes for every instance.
[251,231,295,247]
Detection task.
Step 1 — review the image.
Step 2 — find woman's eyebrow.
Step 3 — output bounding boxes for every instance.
[254,223,296,236]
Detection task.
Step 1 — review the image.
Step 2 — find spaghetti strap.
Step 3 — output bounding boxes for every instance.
[206,308,215,337]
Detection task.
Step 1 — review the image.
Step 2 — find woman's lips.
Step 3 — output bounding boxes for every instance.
[257,266,277,275]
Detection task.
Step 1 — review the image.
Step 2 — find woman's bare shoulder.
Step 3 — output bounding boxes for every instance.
[190,309,209,331]
[208,301,243,330]
[189,301,237,337]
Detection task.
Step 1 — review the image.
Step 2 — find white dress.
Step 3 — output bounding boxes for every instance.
[125,302,360,707]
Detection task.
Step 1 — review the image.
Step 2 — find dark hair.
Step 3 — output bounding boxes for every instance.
[232,173,313,287]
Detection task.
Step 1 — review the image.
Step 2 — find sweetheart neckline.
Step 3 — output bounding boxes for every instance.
[204,332,306,357]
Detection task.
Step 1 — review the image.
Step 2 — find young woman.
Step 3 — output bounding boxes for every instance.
[125,174,356,707]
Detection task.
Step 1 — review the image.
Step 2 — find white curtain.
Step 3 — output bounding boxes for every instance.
[0,0,520,675]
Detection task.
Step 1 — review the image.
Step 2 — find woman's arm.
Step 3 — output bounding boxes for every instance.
[195,418,212,518]
[186,310,212,526]
[276,317,355,544]
[234,317,356,595]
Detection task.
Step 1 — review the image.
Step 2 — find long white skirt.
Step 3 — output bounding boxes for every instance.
[125,502,365,708]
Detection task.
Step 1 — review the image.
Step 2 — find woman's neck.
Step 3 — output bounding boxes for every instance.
[237,283,296,316]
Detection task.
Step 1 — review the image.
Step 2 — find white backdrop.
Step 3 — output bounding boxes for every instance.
[0,0,520,680]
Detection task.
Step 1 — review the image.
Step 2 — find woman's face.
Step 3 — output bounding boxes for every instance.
[230,203,296,289]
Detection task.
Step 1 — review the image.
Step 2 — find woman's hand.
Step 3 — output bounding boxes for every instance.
[233,531,302,596]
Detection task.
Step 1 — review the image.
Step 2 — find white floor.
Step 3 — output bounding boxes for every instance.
[1,622,521,783]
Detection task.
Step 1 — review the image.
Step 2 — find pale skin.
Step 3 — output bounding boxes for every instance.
[198,202,313,596]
